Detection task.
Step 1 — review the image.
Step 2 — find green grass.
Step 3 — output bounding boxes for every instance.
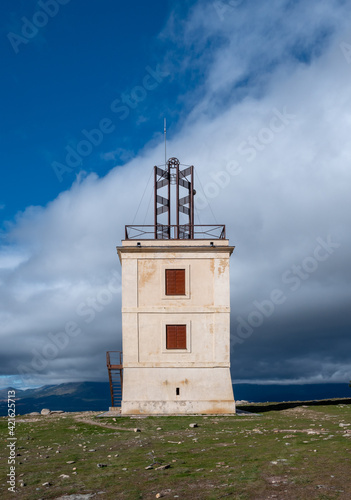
[1,404,351,499]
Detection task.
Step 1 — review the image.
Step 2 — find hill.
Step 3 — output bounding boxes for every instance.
[0,382,113,416]
[0,402,350,499]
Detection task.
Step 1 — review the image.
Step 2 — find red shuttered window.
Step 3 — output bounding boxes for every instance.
[165,269,185,295]
[166,325,187,349]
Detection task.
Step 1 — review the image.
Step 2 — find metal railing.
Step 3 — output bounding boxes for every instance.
[106,350,123,368]
[125,224,226,240]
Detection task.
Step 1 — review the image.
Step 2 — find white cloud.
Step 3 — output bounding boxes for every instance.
[1,0,351,388]
[100,148,134,162]
[0,249,28,270]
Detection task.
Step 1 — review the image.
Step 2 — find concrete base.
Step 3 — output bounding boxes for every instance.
[99,408,261,417]
[121,366,236,415]
[121,400,236,415]
[97,408,122,417]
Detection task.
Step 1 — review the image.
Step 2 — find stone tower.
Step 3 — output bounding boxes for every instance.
[116,158,235,414]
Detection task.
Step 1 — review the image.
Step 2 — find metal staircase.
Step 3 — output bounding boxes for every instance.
[106,351,123,407]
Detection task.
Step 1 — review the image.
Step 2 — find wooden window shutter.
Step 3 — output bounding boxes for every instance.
[166,325,177,349]
[165,269,185,295]
[175,325,186,348]
[166,325,186,349]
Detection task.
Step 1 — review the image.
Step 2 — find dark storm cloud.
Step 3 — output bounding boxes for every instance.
[1,0,351,388]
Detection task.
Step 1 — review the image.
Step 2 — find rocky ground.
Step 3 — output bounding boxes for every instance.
[1,401,351,499]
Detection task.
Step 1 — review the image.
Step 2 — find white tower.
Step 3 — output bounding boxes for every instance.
[116,158,235,415]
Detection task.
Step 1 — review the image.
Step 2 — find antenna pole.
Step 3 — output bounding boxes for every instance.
[164,118,167,166]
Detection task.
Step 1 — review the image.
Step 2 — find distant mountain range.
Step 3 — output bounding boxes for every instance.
[0,381,350,416]
[234,382,351,403]
[0,381,113,416]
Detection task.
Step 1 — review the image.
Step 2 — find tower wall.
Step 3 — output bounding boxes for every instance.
[117,239,236,415]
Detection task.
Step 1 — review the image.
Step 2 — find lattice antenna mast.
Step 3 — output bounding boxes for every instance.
[154,157,194,239]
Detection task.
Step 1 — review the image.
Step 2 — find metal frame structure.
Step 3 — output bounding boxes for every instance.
[154,157,195,239]
[125,224,226,240]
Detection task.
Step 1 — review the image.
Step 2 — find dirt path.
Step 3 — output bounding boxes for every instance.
[73,414,139,432]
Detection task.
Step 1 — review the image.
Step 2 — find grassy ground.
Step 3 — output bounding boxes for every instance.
[1,402,351,499]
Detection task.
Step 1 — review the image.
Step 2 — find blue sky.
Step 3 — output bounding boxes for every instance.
[1,0,187,220]
[1,0,351,390]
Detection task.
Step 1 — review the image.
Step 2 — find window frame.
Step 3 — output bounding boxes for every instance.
[165,269,186,296]
[166,324,187,349]
[161,318,191,353]
[161,264,190,300]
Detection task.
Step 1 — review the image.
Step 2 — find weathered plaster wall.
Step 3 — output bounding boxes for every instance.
[117,240,236,415]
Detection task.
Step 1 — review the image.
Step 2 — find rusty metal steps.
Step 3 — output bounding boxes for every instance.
[109,373,122,407]
[106,351,123,408]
